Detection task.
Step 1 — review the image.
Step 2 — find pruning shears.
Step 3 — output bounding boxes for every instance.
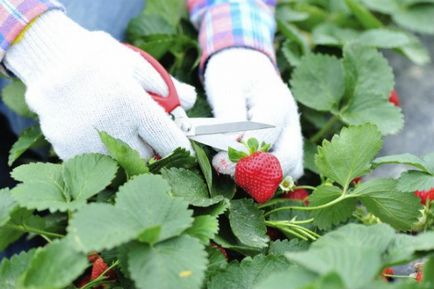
[126,44,274,151]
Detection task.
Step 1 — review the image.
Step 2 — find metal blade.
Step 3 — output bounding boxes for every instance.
[189,134,245,151]
[189,119,274,136]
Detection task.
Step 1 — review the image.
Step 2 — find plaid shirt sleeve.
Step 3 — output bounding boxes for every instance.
[187,0,277,72]
[0,0,63,61]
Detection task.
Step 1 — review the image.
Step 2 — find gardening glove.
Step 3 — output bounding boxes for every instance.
[4,11,197,160]
[205,48,303,179]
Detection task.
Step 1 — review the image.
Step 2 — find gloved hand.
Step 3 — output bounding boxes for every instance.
[204,48,303,179]
[4,11,196,160]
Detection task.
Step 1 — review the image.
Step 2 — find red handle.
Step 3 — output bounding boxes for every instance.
[125,44,180,113]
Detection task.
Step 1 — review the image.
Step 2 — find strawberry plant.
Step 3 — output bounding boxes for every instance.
[2,0,434,288]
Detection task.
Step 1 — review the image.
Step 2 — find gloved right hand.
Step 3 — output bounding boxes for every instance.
[4,11,197,160]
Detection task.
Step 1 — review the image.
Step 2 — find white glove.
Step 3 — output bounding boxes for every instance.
[204,48,303,179]
[4,11,197,160]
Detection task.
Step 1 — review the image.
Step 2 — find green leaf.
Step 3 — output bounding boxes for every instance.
[69,174,193,252]
[344,0,383,28]
[0,249,36,289]
[253,266,317,289]
[312,23,359,46]
[192,142,213,194]
[309,185,357,230]
[268,239,309,256]
[208,255,290,289]
[128,235,207,289]
[0,188,16,226]
[8,126,44,166]
[400,34,431,65]
[341,44,402,134]
[397,170,434,192]
[393,4,434,34]
[206,246,228,279]
[422,256,434,287]
[357,28,412,48]
[291,53,345,111]
[127,14,175,40]
[353,179,422,230]
[186,215,219,245]
[315,124,383,187]
[286,224,395,288]
[143,0,186,26]
[19,238,88,289]
[12,154,117,212]
[385,232,434,264]
[229,199,269,249]
[1,79,35,118]
[12,163,71,212]
[63,153,118,201]
[304,140,319,174]
[161,168,223,207]
[148,148,196,173]
[131,35,177,59]
[360,0,400,13]
[99,131,148,177]
[373,153,431,173]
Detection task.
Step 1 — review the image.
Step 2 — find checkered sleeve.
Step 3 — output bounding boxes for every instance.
[0,0,63,61]
[187,0,277,72]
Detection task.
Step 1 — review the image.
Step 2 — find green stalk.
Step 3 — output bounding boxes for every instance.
[264,193,356,216]
[309,115,340,143]
[6,224,64,239]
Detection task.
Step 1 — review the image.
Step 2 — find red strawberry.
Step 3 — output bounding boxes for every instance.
[211,243,228,259]
[90,256,110,281]
[416,271,423,282]
[382,267,394,282]
[389,89,400,106]
[282,189,309,205]
[352,177,362,185]
[415,188,434,205]
[235,152,283,203]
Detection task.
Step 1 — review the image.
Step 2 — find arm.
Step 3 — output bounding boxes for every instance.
[187,0,277,72]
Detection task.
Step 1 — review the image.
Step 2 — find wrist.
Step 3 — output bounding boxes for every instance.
[4,10,91,84]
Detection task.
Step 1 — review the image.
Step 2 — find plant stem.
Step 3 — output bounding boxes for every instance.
[309,115,340,143]
[294,185,317,191]
[264,194,356,216]
[6,224,64,239]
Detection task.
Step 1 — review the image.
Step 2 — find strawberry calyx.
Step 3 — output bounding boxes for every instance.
[228,138,271,163]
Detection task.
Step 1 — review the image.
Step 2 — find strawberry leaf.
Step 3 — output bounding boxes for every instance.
[286,224,395,288]
[373,153,431,173]
[208,255,290,289]
[161,167,224,207]
[397,170,434,192]
[0,249,36,289]
[229,199,269,249]
[127,235,207,289]
[8,126,44,166]
[341,44,402,134]
[1,79,35,119]
[11,154,117,212]
[19,238,88,289]
[291,53,345,111]
[0,188,16,226]
[68,174,193,252]
[186,215,219,245]
[353,179,422,230]
[268,239,309,256]
[192,142,213,194]
[148,148,196,173]
[253,266,318,289]
[315,124,383,188]
[99,131,149,178]
[309,185,357,230]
